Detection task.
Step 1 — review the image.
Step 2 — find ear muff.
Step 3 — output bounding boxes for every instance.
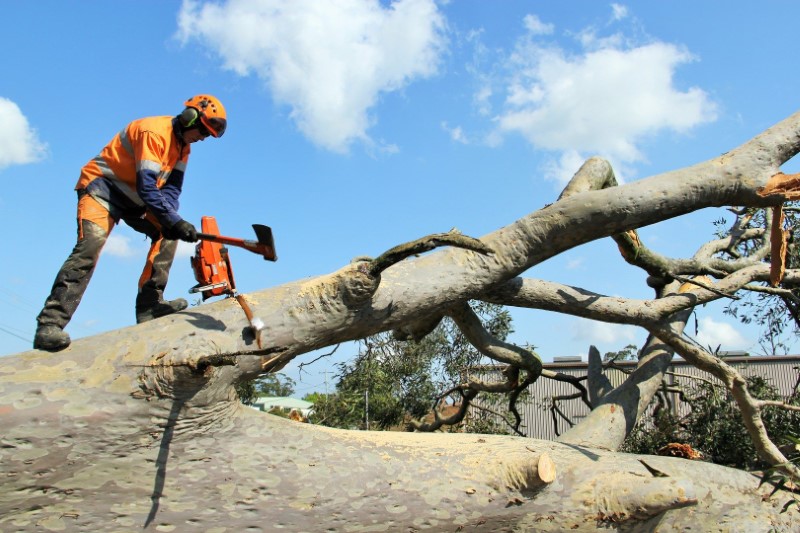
[179,107,199,128]
[181,95,226,137]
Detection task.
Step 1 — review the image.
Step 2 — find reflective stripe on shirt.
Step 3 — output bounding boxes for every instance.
[92,156,145,207]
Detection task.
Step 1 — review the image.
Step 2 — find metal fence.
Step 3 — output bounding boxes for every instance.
[468,355,800,440]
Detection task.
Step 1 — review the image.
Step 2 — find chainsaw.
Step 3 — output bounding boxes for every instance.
[189,216,277,347]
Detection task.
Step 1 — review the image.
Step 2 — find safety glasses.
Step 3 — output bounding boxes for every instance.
[200,116,227,138]
[196,124,212,138]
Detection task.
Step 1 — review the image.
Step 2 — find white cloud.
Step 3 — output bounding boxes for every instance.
[571,318,638,345]
[571,315,750,357]
[611,4,628,21]
[543,149,636,185]
[566,257,584,270]
[177,0,446,153]
[694,316,750,351]
[104,234,137,258]
[104,228,187,259]
[175,240,196,259]
[542,149,586,186]
[105,232,194,260]
[523,14,553,36]
[473,85,493,116]
[441,121,468,144]
[0,97,47,171]
[493,13,717,185]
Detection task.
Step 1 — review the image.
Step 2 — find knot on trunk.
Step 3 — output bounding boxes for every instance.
[340,260,381,307]
[341,230,493,308]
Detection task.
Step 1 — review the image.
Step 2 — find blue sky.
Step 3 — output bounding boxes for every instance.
[2,1,799,397]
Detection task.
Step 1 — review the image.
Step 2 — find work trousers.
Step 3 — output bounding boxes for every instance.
[36,192,178,329]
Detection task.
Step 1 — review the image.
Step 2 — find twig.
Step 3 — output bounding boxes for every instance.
[298,344,341,374]
[369,230,493,277]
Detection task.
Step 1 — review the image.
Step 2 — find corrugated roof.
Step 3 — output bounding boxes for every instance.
[469,355,800,440]
[252,396,313,409]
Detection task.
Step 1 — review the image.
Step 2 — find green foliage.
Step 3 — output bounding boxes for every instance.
[301,391,325,405]
[622,373,800,470]
[311,302,515,431]
[255,373,296,397]
[721,205,800,354]
[235,380,258,406]
[683,376,766,468]
[603,344,638,362]
[266,406,291,419]
[620,407,684,456]
[759,433,800,514]
[462,414,510,435]
[236,373,296,405]
[303,390,364,429]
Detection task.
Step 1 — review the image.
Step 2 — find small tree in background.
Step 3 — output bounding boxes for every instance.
[310,303,514,431]
[720,207,800,355]
[237,373,296,405]
[603,344,638,362]
[622,372,800,470]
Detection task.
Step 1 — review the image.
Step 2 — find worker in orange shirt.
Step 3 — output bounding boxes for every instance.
[34,95,227,352]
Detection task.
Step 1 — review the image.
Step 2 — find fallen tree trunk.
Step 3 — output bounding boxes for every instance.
[4,112,800,530]
[1,353,796,531]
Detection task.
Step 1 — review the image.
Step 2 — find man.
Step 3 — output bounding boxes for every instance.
[33,94,227,352]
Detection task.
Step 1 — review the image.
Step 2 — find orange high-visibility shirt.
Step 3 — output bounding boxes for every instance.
[75,116,190,226]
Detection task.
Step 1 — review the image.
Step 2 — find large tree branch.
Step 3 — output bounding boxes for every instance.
[446,302,542,378]
[235,112,800,376]
[555,280,693,451]
[5,112,800,530]
[482,266,800,326]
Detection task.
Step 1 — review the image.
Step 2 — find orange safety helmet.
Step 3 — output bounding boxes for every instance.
[181,94,227,138]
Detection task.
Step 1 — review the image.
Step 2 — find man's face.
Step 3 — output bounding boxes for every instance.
[182,125,212,144]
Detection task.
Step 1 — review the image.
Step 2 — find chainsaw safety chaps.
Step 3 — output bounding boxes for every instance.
[136,238,178,312]
[37,204,180,331]
[36,219,107,329]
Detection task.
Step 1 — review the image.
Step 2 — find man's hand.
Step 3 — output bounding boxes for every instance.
[164,220,198,242]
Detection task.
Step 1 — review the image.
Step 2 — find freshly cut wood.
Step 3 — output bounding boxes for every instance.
[536,452,557,484]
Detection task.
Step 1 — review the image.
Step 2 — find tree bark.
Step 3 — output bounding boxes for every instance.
[1,374,796,531]
[4,112,800,530]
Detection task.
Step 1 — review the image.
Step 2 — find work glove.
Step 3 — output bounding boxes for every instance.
[164,220,198,242]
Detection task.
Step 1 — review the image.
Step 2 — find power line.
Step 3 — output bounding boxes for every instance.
[0,324,31,343]
[0,320,31,335]
[0,287,38,313]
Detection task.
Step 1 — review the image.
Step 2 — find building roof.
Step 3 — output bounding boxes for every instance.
[252,396,313,409]
[469,354,800,440]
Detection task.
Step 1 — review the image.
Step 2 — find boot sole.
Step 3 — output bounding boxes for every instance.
[136,301,189,324]
[33,339,71,352]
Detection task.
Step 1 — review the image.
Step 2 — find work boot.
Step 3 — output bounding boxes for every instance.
[136,298,188,324]
[33,325,71,352]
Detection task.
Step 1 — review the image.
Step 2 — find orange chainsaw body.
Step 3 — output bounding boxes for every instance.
[190,216,236,300]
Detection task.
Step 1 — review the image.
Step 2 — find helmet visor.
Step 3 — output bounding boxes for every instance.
[201,116,227,138]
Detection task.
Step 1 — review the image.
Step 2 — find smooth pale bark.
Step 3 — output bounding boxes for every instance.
[4,112,800,530]
[557,308,692,450]
[1,351,796,531]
